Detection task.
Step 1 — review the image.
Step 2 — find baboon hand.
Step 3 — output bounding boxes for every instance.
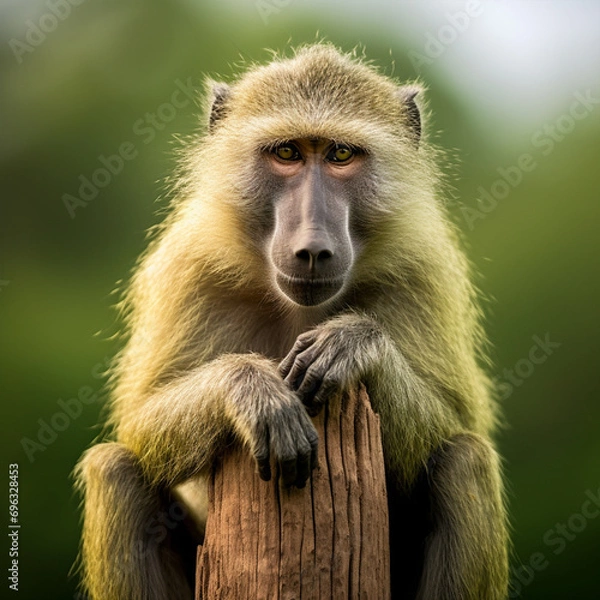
[249,390,319,489]
[279,315,383,415]
[228,359,319,488]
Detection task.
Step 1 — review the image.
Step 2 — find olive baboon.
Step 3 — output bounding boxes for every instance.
[76,44,509,599]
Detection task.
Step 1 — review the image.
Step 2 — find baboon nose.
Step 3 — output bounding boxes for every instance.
[294,242,334,271]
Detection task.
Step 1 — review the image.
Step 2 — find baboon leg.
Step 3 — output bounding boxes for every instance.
[75,443,194,600]
[417,433,508,600]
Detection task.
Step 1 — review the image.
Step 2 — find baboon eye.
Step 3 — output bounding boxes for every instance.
[273,144,301,161]
[327,144,354,163]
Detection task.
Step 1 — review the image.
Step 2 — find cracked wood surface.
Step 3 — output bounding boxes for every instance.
[195,384,391,599]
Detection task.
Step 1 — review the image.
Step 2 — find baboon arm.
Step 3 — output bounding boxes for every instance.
[116,353,318,489]
[370,341,462,484]
[116,361,230,488]
[281,312,462,485]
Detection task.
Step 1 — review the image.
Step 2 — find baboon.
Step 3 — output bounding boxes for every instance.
[76,44,509,599]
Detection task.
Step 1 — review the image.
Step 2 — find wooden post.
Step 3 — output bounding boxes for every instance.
[195,384,390,599]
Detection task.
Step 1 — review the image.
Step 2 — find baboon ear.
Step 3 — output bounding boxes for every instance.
[397,85,423,145]
[207,82,231,133]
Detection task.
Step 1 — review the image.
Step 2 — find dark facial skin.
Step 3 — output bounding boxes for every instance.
[265,138,365,307]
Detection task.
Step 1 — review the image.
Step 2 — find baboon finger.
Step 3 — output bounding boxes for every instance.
[295,450,311,488]
[257,457,272,482]
[279,334,315,378]
[312,377,338,411]
[254,423,271,481]
[310,434,319,471]
[299,410,319,473]
[283,348,318,391]
[296,363,326,402]
[293,410,319,485]
[280,457,298,488]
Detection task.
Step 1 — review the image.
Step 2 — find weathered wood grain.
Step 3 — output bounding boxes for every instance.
[196,384,390,600]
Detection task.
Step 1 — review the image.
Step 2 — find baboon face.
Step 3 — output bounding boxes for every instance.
[205,46,423,308]
[263,137,365,307]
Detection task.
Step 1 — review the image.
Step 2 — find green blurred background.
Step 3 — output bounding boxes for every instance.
[1,1,599,598]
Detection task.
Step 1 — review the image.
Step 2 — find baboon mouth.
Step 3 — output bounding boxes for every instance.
[275,272,345,306]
